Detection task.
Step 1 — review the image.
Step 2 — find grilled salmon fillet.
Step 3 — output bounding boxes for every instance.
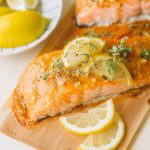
[76,0,150,26]
[12,21,150,127]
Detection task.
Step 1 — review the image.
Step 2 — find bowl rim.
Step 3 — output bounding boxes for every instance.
[0,0,63,57]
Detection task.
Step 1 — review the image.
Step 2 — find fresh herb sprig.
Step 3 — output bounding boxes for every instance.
[109,38,132,62]
[140,49,150,60]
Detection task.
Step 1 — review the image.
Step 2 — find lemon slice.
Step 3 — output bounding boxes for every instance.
[62,37,105,68]
[79,113,125,150]
[91,54,133,85]
[25,0,39,9]
[6,0,39,10]
[59,99,115,135]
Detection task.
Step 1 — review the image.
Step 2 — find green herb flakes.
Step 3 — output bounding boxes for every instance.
[140,49,150,60]
[105,59,116,80]
[109,38,132,62]
[84,29,100,38]
[41,72,49,80]
[53,59,63,70]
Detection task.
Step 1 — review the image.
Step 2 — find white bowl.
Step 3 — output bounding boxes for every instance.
[0,0,62,56]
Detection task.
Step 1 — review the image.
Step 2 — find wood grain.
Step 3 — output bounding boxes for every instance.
[0,4,149,150]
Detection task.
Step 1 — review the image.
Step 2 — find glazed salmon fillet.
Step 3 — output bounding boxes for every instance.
[12,21,150,127]
[141,0,150,15]
[76,0,150,26]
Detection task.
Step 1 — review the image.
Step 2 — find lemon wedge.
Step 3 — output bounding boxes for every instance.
[0,7,14,17]
[59,99,115,135]
[62,37,105,68]
[0,0,3,4]
[91,54,133,85]
[78,113,125,150]
[0,10,50,48]
[6,0,39,10]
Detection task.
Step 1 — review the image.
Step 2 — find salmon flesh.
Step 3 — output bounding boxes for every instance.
[76,0,150,26]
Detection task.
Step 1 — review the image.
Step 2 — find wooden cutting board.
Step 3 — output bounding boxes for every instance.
[0,5,150,150]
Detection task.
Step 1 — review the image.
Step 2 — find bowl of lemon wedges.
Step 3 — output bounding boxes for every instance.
[0,0,62,56]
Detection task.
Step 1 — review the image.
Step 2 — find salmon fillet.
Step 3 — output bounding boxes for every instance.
[76,0,119,26]
[141,0,150,15]
[12,21,150,127]
[76,0,150,26]
[121,0,141,21]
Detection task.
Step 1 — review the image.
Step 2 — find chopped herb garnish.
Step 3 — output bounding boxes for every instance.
[41,72,49,80]
[84,42,97,51]
[52,59,63,70]
[109,38,132,62]
[140,49,150,60]
[84,29,100,38]
[105,59,116,80]
[75,70,85,76]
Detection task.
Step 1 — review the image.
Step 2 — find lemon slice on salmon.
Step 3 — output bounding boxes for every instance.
[59,99,115,135]
[78,113,125,150]
[91,54,133,85]
[62,37,105,68]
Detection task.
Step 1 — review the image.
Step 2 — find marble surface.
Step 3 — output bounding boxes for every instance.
[0,0,149,149]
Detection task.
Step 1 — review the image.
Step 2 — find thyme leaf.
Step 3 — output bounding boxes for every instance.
[84,42,97,51]
[75,70,85,76]
[109,38,132,62]
[140,49,150,60]
[41,72,49,80]
[84,29,100,38]
[105,59,116,80]
[52,59,63,70]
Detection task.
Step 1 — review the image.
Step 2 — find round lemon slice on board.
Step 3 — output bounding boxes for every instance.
[91,54,133,85]
[62,37,105,68]
[6,0,39,10]
[78,113,125,150]
[59,99,115,135]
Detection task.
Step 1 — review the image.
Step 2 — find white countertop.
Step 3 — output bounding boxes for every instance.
[0,0,149,149]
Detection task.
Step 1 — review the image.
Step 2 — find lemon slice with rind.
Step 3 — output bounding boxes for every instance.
[0,7,14,17]
[78,113,125,150]
[59,99,114,135]
[91,54,133,85]
[6,0,39,10]
[62,37,105,68]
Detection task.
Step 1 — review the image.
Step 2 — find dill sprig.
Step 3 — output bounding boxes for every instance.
[109,38,132,62]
